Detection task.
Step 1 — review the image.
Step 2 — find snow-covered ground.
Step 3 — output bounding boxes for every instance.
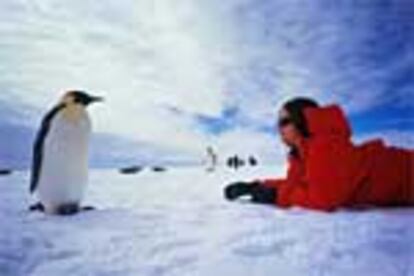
[0,166,413,276]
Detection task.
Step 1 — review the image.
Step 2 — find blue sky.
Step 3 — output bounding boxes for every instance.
[0,0,413,168]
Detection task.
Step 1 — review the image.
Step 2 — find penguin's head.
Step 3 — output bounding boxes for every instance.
[62,91,103,107]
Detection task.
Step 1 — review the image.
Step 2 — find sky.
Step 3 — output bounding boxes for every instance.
[0,0,413,169]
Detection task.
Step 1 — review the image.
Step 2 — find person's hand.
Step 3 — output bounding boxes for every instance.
[224,181,260,201]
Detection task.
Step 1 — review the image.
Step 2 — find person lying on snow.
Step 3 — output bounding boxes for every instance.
[224,97,414,211]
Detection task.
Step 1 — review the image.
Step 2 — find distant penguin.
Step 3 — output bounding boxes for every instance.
[30,91,103,215]
[205,146,218,172]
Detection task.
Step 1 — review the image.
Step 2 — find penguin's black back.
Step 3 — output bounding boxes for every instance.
[30,103,66,193]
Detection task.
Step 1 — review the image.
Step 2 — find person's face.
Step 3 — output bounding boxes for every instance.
[277,108,302,146]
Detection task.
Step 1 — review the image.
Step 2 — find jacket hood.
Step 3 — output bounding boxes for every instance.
[304,105,352,138]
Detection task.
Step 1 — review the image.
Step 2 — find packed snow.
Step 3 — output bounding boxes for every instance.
[0,166,413,276]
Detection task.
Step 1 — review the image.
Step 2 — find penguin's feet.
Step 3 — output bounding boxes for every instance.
[29,203,95,215]
[29,202,45,212]
[56,204,80,216]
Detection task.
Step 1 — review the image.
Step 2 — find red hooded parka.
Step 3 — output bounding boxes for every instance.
[261,105,414,211]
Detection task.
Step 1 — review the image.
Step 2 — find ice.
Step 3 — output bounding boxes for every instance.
[0,167,413,276]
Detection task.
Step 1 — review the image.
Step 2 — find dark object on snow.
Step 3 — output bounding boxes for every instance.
[152,166,167,172]
[120,166,143,174]
[226,157,233,168]
[29,202,45,212]
[227,155,245,170]
[82,206,96,212]
[248,156,258,166]
[224,181,277,204]
[0,169,12,176]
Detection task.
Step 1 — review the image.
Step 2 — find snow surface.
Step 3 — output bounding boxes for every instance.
[0,167,413,276]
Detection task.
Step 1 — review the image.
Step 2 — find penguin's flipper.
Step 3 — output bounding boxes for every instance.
[29,202,45,212]
[30,103,66,193]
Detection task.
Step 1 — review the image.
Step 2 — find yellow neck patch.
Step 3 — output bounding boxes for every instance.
[61,104,86,122]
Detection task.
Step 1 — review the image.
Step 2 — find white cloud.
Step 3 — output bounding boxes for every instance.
[0,0,411,165]
[354,129,414,149]
[0,0,229,157]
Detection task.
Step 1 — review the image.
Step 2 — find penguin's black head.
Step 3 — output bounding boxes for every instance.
[67,91,104,106]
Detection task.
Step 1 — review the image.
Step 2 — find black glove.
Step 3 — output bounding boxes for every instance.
[250,185,277,204]
[224,181,278,204]
[224,181,260,201]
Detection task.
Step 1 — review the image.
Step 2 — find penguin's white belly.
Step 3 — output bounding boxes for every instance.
[37,114,91,208]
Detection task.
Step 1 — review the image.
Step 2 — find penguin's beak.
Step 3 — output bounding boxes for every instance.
[90,96,104,104]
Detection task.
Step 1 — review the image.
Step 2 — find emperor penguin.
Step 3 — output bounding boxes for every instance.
[30,91,103,215]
